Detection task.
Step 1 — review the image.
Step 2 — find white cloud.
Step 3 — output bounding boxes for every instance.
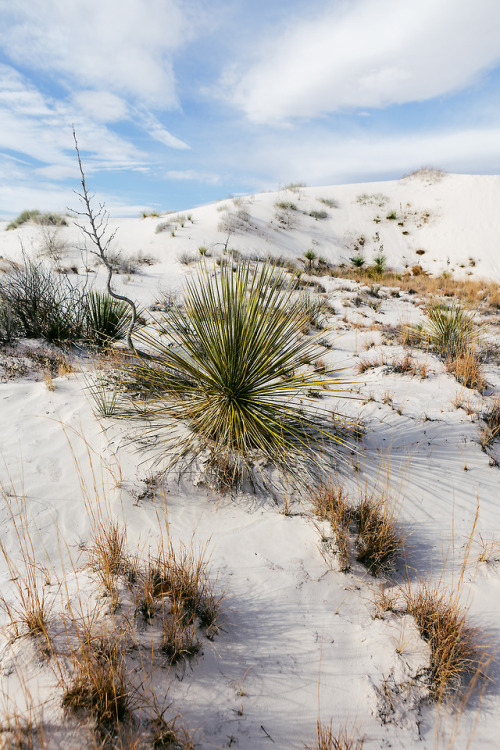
[137,111,190,150]
[236,126,500,186]
[0,0,197,108]
[222,0,500,123]
[165,169,221,184]
[71,91,129,123]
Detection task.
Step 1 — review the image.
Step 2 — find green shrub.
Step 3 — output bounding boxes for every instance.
[417,301,481,360]
[308,209,328,220]
[350,255,365,268]
[0,257,84,343]
[120,261,350,488]
[84,291,131,347]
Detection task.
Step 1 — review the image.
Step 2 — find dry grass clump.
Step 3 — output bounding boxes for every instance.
[87,521,128,603]
[445,349,485,392]
[356,356,381,374]
[328,269,500,312]
[481,396,500,446]
[311,484,402,575]
[312,484,352,571]
[306,720,364,749]
[355,491,401,575]
[0,500,53,643]
[62,631,129,727]
[401,582,487,701]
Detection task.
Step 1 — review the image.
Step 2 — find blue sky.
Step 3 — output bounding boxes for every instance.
[2,0,500,217]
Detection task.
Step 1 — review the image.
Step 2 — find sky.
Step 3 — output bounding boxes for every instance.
[2,0,500,217]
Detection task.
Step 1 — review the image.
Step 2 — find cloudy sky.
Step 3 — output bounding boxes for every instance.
[1,0,500,217]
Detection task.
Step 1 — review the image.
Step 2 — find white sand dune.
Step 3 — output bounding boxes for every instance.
[0,172,499,748]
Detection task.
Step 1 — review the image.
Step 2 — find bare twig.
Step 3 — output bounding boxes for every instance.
[71,126,137,352]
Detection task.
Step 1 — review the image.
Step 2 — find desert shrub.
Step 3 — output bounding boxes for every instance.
[318,197,339,208]
[417,301,481,360]
[84,291,131,347]
[309,209,329,220]
[7,209,68,230]
[155,220,171,233]
[119,260,350,488]
[0,257,85,343]
[386,210,397,220]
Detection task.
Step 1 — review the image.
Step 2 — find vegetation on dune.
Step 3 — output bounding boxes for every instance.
[118,258,351,488]
[6,209,67,230]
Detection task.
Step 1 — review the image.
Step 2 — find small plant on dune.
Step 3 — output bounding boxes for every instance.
[304,249,318,271]
[318,197,339,208]
[7,209,67,230]
[355,490,401,575]
[349,255,365,269]
[312,484,352,571]
[416,301,484,390]
[372,254,387,274]
[312,484,401,575]
[401,582,487,701]
[62,631,129,727]
[306,720,364,749]
[119,260,350,488]
[309,209,329,220]
[417,301,481,360]
[84,290,132,348]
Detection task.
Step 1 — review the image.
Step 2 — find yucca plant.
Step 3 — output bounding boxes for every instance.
[84,290,131,347]
[119,260,350,488]
[417,301,481,360]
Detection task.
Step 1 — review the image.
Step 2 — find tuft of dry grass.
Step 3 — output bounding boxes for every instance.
[355,491,401,575]
[306,720,364,749]
[312,484,352,571]
[62,630,130,727]
[311,484,402,575]
[401,582,488,701]
[0,495,54,645]
[481,396,500,445]
[356,356,381,374]
[446,350,485,392]
[87,520,127,604]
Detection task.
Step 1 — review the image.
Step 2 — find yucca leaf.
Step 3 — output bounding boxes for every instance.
[118,260,352,487]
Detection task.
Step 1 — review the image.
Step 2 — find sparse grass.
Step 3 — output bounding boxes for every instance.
[306,720,364,749]
[481,396,500,443]
[356,356,381,374]
[318,197,339,208]
[401,582,487,701]
[445,350,485,392]
[118,260,350,488]
[87,520,127,601]
[308,209,329,220]
[312,484,352,572]
[312,484,401,575]
[0,495,54,643]
[62,631,129,727]
[355,490,401,575]
[7,210,67,230]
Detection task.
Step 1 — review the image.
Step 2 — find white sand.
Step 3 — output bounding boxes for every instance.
[0,172,499,748]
